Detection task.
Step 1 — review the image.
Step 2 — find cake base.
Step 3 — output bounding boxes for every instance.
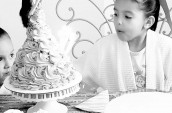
[27,100,67,113]
[4,74,82,102]
[4,75,82,113]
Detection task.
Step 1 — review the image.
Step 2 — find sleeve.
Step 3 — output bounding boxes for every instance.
[164,49,172,91]
[162,37,172,91]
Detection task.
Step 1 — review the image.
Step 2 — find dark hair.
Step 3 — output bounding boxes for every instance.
[19,0,32,28]
[133,0,160,31]
[0,28,10,39]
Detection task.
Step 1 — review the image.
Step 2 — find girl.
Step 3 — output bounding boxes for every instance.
[0,28,15,94]
[75,0,172,94]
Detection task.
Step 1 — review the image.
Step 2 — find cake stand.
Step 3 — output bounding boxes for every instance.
[4,73,82,113]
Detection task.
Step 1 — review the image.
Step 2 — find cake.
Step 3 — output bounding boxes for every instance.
[8,0,81,92]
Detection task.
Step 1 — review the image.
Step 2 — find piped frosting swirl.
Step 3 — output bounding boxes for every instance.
[10,0,80,91]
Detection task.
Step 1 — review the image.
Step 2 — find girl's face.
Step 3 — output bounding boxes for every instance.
[0,35,14,86]
[114,0,147,42]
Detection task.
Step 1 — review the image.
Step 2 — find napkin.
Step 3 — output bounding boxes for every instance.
[4,109,49,113]
[75,90,109,113]
[4,109,24,113]
[32,109,49,113]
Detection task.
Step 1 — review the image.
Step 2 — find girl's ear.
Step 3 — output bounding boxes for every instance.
[144,16,155,29]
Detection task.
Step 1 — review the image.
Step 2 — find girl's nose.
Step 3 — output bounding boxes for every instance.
[118,18,122,25]
[4,59,11,69]
[116,15,123,25]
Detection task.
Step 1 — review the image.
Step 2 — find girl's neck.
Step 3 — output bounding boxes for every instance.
[128,31,147,52]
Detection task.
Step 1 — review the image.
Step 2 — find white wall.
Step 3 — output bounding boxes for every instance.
[0,0,25,52]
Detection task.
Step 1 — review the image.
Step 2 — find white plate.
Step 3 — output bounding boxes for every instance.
[104,92,172,113]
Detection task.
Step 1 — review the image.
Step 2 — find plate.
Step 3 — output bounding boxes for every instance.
[104,92,172,113]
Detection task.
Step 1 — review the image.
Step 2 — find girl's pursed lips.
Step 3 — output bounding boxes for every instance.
[116,29,124,33]
[3,72,10,76]
[3,69,11,76]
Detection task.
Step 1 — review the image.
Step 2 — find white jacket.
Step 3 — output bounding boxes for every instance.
[74,30,172,93]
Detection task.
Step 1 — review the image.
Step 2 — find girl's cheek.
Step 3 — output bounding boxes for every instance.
[0,76,4,86]
[0,65,4,76]
[0,72,4,86]
[9,60,14,68]
[0,72,2,78]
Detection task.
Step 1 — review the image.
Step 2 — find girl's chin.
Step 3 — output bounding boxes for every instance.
[0,74,8,85]
[0,78,4,86]
[117,34,128,42]
[116,32,132,42]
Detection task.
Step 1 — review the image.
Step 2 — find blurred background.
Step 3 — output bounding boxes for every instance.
[0,0,171,60]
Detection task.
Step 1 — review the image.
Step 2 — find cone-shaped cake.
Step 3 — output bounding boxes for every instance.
[8,0,82,95]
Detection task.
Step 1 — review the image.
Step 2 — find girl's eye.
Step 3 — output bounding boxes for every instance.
[10,53,14,58]
[0,57,3,61]
[114,13,118,17]
[125,16,132,19]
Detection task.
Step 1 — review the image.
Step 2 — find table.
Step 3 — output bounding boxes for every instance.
[0,89,159,113]
[0,93,117,113]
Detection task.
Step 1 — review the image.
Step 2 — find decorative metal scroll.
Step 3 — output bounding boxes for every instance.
[56,0,172,59]
[158,7,172,37]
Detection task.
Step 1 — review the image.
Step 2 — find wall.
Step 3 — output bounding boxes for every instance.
[0,0,24,52]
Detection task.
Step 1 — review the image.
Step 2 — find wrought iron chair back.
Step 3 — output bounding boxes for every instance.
[56,0,172,59]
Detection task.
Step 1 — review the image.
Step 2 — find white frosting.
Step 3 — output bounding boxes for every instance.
[10,0,81,91]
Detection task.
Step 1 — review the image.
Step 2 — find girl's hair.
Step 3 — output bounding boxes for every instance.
[0,28,10,39]
[19,0,32,28]
[133,0,160,31]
